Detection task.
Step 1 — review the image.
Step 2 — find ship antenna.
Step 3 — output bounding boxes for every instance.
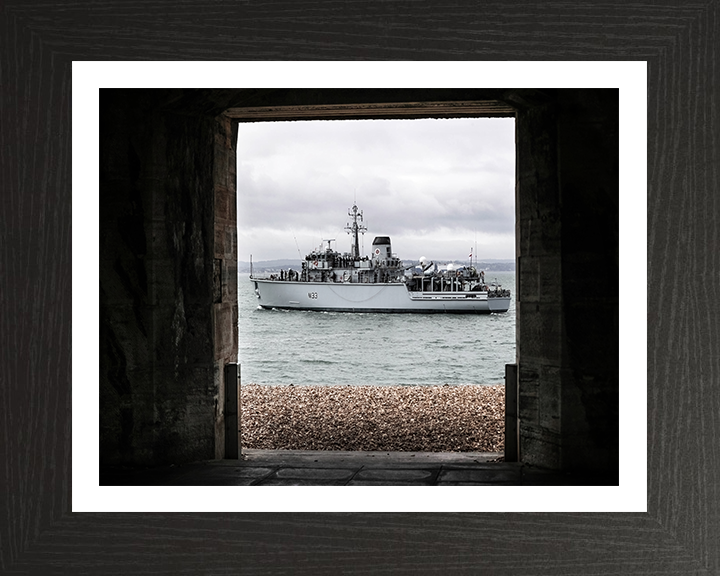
[345,201,367,259]
[360,210,367,255]
[292,232,302,261]
[474,230,477,268]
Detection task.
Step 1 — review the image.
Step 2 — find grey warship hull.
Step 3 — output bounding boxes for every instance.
[251,202,511,314]
[252,278,510,313]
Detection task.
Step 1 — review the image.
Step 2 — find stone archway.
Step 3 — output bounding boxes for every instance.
[99,88,618,477]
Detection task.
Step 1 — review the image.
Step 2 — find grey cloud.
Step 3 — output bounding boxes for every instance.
[237,117,516,261]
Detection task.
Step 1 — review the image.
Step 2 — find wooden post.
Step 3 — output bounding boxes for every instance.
[505,364,519,462]
[224,363,239,459]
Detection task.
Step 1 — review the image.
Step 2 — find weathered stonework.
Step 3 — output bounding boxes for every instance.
[514,89,618,474]
[100,90,238,467]
[212,113,239,459]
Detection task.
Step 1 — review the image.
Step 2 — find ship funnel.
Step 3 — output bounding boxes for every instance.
[371,236,392,261]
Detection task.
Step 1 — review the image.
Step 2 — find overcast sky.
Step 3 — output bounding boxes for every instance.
[236,117,515,263]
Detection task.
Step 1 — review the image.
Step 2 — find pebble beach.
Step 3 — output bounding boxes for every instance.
[240,384,505,453]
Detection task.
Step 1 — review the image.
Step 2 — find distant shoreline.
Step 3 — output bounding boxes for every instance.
[239,259,516,274]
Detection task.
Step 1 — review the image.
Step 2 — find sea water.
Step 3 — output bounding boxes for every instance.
[237,271,516,387]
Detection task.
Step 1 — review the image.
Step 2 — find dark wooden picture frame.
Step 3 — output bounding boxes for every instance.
[2,2,717,574]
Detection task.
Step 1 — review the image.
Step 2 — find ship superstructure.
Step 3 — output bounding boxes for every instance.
[251,203,511,314]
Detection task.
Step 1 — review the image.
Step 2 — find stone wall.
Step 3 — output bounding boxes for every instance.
[556,90,619,472]
[100,90,237,467]
[515,89,619,474]
[514,91,564,470]
[212,114,239,459]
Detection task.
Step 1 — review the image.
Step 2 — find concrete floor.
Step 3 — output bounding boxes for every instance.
[100,449,610,486]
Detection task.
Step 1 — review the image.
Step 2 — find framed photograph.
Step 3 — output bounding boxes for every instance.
[3,5,715,574]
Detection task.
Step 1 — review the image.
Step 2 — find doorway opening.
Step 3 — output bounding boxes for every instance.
[235,116,516,455]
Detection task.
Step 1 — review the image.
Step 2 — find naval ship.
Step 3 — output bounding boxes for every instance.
[250,203,511,314]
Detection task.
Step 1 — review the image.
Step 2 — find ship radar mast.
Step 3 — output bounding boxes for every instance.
[345,202,367,258]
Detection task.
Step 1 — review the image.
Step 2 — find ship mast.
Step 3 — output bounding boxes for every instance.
[345,202,367,259]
